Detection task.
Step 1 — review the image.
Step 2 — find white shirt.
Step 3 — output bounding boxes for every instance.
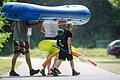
[43,20,59,37]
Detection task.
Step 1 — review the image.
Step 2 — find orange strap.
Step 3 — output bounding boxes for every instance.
[72,51,97,66]
[42,51,97,67]
[42,51,59,67]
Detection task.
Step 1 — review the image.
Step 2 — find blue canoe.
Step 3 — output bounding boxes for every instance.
[1,2,91,25]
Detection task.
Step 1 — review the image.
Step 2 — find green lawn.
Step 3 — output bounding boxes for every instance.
[30,48,119,64]
[77,48,116,59]
[29,48,117,59]
[0,58,21,75]
[30,48,48,58]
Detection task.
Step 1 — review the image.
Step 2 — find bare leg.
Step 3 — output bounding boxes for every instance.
[9,53,20,76]
[25,52,40,76]
[70,60,80,76]
[54,60,62,69]
[25,52,32,70]
[11,53,20,71]
[43,65,46,69]
[51,58,58,70]
[47,59,51,74]
[40,52,52,76]
[51,60,62,76]
[70,60,75,70]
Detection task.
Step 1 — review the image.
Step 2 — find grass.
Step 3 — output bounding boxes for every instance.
[0,58,21,75]
[7,48,117,60]
[9,47,115,61]
[29,48,117,60]
[77,48,116,59]
[30,48,48,58]
[30,48,111,62]
[30,48,109,57]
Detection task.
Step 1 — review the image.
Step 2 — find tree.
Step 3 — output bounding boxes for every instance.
[0,0,15,54]
[109,0,120,8]
[108,0,120,39]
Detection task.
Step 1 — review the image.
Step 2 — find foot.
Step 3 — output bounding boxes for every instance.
[72,70,80,76]
[30,69,40,76]
[55,68,61,74]
[40,69,46,76]
[47,72,52,75]
[9,70,20,76]
[51,68,59,76]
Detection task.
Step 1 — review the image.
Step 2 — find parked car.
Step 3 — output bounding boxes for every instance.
[107,40,120,58]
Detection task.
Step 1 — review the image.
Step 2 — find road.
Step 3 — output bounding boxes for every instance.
[0,58,120,80]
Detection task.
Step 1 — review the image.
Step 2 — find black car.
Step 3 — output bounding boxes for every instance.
[107,40,120,58]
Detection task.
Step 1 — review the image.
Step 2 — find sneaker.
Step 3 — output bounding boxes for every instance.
[30,69,40,76]
[55,68,61,74]
[9,70,20,76]
[40,69,46,76]
[51,68,59,76]
[72,70,80,76]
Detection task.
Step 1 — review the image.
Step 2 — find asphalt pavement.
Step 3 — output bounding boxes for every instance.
[0,58,120,80]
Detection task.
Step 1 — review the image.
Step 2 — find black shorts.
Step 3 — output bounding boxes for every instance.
[58,50,73,61]
[45,37,57,40]
[14,40,29,55]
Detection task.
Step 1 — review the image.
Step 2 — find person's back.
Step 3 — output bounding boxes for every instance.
[42,20,59,38]
[13,21,28,41]
[57,29,72,51]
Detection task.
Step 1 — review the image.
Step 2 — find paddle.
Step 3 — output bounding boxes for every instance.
[52,45,97,66]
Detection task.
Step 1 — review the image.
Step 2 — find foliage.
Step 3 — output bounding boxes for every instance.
[0,33,11,48]
[109,0,120,8]
[108,0,120,39]
[0,0,16,53]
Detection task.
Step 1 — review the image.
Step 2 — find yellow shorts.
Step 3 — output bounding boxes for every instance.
[38,40,58,52]
[38,40,77,58]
